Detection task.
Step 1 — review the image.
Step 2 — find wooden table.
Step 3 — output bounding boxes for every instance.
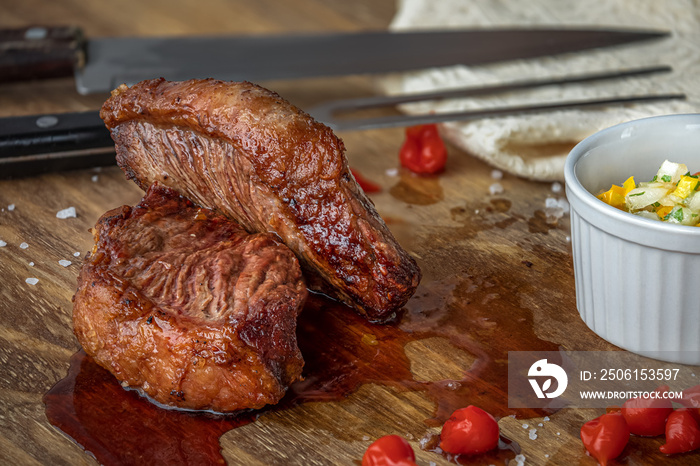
[1,1,697,464]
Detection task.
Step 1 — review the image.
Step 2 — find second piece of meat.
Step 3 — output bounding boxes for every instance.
[73,184,307,412]
[101,78,421,322]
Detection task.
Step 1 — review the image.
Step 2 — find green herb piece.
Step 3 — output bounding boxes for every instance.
[664,208,684,222]
[661,175,672,182]
[652,175,658,182]
[629,192,645,197]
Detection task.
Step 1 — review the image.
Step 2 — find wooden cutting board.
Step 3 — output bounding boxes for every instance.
[1,1,698,465]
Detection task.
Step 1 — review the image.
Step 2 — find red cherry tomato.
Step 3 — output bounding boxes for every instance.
[580,412,630,466]
[678,384,700,424]
[621,385,673,436]
[350,168,381,193]
[399,124,447,175]
[439,405,500,455]
[405,124,427,140]
[660,408,700,455]
[362,435,417,466]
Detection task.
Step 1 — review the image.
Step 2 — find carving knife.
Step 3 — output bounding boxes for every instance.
[1,25,668,94]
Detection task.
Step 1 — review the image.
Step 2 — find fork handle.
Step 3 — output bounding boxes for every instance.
[0,26,84,83]
[0,110,114,178]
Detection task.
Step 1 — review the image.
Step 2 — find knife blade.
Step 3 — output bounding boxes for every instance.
[1,26,668,94]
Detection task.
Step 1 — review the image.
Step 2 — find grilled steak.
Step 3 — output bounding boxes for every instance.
[100,78,421,322]
[72,184,307,412]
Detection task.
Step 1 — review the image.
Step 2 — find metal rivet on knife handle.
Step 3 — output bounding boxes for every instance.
[35,116,59,128]
[24,27,48,40]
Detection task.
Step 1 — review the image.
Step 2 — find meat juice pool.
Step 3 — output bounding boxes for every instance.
[45,283,547,465]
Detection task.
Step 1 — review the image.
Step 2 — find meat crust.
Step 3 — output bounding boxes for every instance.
[100,78,421,321]
[72,184,307,412]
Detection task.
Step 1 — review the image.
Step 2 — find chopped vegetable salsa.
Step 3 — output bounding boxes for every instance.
[598,160,700,226]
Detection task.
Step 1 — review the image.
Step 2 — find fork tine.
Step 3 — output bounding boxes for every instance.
[307,65,674,127]
[323,93,686,131]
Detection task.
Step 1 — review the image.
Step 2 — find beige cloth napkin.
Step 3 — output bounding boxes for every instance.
[378,0,700,181]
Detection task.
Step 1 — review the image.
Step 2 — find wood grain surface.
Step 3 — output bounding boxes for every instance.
[1,1,698,465]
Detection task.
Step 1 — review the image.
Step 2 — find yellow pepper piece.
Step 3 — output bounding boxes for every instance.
[672,175,699,199]
[656,205,673,219]
[598,183,628,209]
[598,177,636,210]
[622,176,636,195]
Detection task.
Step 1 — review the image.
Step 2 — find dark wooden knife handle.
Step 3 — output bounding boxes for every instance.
[0,26,84,83]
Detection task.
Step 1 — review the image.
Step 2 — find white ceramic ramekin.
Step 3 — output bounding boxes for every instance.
[565,114,700,365]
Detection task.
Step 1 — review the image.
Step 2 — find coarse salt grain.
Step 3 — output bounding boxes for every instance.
[544,416,550,422]
[545,197,570,222]
[0,240,6,247]
[522,423,529,429]
[559,198,570,212]
[545,197,570,213]
[551,182,562,193]
[385,168,399,177]
[25,278,39,285]
[91,175,99,182]
[491,169,503,180]
[56,207,77,219]
[529,428,538,440]
[7,204,15,211]
[514,454,526,465]
[489,182,504,195]
[20,242,29,249]
[58,259,72,267]
[538,423,543,427]
[73,252,80,257]
[29,262,34,266]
